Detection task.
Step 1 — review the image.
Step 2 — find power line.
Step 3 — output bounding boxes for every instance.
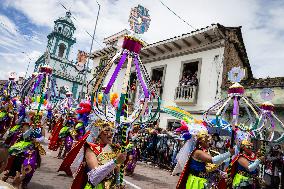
[159,0,196,30]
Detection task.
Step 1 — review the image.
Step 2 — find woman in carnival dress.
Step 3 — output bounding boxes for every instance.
[0,95,14,137]
[3,110,46,189]
[58,119,127,189]
[228,139,265,189]
[175,122,234,189]
[57,112,76,159]
[75,101,92,141]
[124,124,140,176]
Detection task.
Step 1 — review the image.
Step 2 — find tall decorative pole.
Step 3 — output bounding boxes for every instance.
[90,5,160,186]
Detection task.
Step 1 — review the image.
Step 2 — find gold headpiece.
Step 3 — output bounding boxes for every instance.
[93,119,115,130]
[241,139,252,147]
[197,130,209,139]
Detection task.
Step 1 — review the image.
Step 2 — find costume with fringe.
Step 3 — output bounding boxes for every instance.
[58,131,120,189]
[227,153,259,189]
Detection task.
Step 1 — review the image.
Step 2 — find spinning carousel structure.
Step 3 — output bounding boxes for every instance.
[20,52,58,113]
[91,5,159,125]
[251,88,284,143]
[203,67,260,139]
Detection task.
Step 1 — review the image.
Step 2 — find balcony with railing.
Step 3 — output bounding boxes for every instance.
[174,85,198,105]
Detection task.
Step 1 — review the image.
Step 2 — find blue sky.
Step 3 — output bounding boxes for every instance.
[0,0,283,80]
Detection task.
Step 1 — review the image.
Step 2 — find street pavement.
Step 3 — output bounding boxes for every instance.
[10,137,179,189]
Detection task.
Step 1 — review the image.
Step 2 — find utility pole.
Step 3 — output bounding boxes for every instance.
[80,1,101,100]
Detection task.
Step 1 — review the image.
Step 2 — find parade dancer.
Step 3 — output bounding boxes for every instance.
[48,113,64,151]
[3,110,46,189]
[57,112,76,159]
[0,95,14,137]
[75,100,91,141]
[4,99,28,147]
[124,124,139,176]
[58,119,127,189]
[175,123,234,189]
[228,139,265,189]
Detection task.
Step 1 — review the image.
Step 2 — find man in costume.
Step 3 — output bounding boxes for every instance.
[58,119,127,189]
[0,143,20,189]
[57,112,76,159]
[124,124,139,176]
[75,100,91,140]
[3,110,46,189]
[228,139,265,189]
[4,101,27,148]
[176,123,234,189]
[0,95,14,137]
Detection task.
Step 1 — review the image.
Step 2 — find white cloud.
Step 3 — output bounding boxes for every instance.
[0,0,283,80]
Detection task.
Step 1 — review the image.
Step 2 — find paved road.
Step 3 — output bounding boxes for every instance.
[4,137,179,189]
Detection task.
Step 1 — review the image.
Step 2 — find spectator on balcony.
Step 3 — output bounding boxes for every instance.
[190,72,198,86]
[156,80,163,97]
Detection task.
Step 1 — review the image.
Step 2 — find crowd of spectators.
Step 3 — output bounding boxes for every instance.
[179,70,198,87]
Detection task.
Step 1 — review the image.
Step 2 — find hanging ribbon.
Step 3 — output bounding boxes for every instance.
[267,112,275,129]
[37,74,47,113]
[133,56,149,98]
[242,97,259,119]
[216,97,232,116]
[116,56,132,123]
[104,53,128,94]
[32,74,44,93]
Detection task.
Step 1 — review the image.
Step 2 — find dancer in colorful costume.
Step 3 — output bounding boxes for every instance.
[75,100,91,140]
[124,124,139,176]
[3,110,46,189]
[228,138,264,189]
[57,112,76,159]
[58,119,127,189]
[49,90,77,158]
[175,122,234,189]
[0,95,14,137]
[4,101,27,147]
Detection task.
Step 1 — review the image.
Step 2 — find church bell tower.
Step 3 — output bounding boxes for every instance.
[47,11,76,59]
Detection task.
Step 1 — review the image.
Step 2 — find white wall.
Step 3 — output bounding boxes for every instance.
[142,47,225,112]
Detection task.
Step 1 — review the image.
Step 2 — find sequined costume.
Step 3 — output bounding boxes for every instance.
[0,97,14,136]
[75,101,91,140]
[58,132,120,189]
[57,116,76,158]
[228,153,260,188]
[4,117,46,188]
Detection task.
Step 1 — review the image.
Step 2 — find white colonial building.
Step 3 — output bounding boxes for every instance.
[91,24,256,129]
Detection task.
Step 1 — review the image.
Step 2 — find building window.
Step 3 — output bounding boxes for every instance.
[58,43,66,58]
[151,66,166,98]
[179,61,199,87]
[58,27,62,33]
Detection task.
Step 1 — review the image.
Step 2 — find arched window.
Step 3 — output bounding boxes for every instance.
[58,27,62,32]
[58,43,66,58]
